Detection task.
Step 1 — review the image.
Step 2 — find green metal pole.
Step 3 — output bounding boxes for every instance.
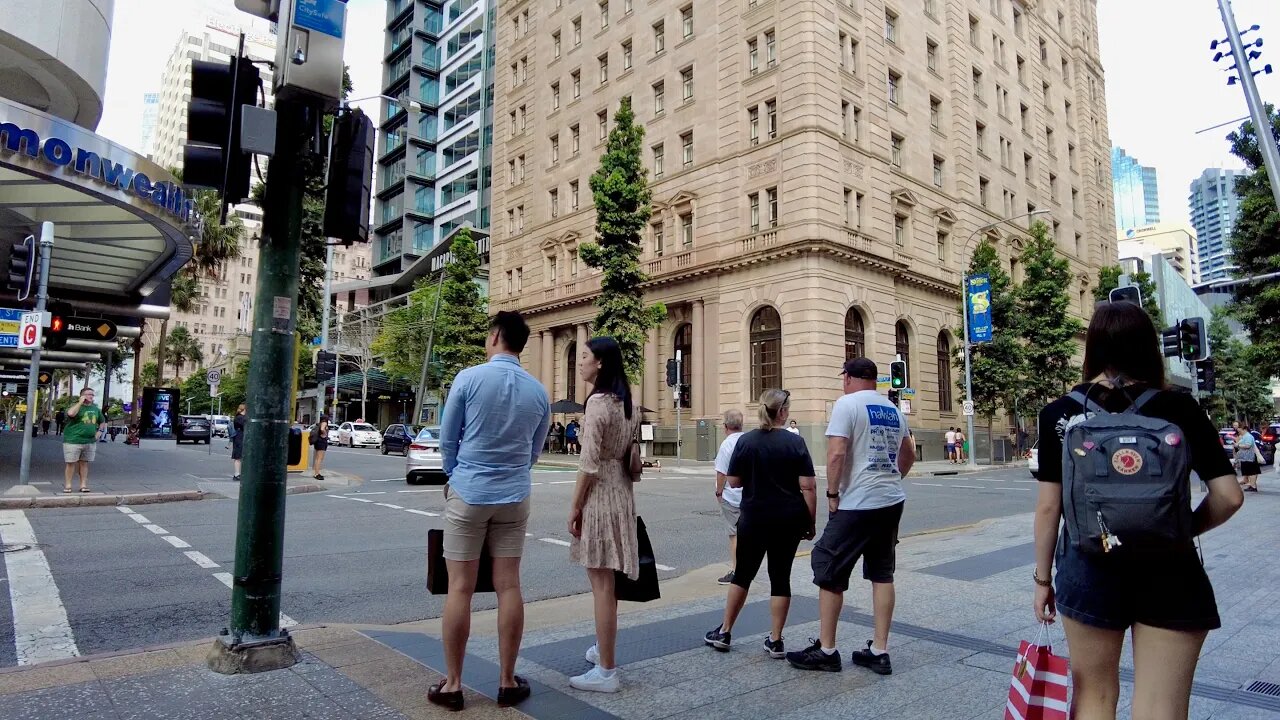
[228,98,315,643]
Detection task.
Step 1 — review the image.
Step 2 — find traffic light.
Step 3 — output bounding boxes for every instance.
[183,57,260,211]
[1160,325,1181,358]
[1109,285,1141,306]
[890,360,907,390]
[1178,317,1207,362]
[315,351,337,380]
[324,109,376,245]
[666,358,678,387]
[45,303,70,350]
[7,235,34,299]
[1196,359,1216,394]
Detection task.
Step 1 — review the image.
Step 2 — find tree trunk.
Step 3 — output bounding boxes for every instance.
[101,352,113,423]
[985,413,995,467]
[360,371,368,420]
[155,319,169,386]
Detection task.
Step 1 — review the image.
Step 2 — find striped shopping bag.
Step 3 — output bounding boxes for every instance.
[1004,625,1070,720]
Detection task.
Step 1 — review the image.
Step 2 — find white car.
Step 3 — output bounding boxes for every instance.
[406,427,446,484]
[338,422,382,448]
[1028,441,1040,479]
[210,415,231,438]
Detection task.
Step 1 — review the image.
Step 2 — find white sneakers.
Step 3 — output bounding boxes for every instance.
[585,644,600,665]
[569,665,620,693]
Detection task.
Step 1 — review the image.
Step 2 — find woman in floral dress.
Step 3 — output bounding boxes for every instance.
[567,336,640,694]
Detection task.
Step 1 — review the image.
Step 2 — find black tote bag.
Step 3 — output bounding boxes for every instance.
[427,528,495,595]
[615,516,660,603]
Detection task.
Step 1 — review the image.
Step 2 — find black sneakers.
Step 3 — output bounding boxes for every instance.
[786,639,842,672]
[704,625,731,652]
[850,640,893,675]
[716,571,735,585]
[763,636,785,659]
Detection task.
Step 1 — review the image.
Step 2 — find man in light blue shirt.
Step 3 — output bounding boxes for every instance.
[432,311,549,710]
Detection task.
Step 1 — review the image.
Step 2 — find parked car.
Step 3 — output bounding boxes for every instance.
[1028,440,1039,479]
[337,421,382,448]
[381,424,422,456]
[406,427,446,484]
[1247,429,1275,466]
[177,415,212,444]
[210,415,231,438]
[1219,428,1238,456]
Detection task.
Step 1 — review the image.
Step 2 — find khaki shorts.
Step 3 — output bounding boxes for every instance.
[443,493,531,561]
[63,443,96,463]
[720,500,741,536]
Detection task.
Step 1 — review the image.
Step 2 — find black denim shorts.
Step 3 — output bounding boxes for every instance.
[811,501,904,591]
[1054,539,1221,632]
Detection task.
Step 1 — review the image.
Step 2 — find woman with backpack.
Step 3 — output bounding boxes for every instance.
[1031,302,1243,720]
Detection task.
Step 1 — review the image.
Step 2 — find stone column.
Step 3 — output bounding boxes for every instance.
[643,325,659,414]
[691,298,705,417]
[540,330,554,396]
[576,324,589,400]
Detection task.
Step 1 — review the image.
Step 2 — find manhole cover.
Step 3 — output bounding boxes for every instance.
[1246,681,1280,697]
[0,544,31,553]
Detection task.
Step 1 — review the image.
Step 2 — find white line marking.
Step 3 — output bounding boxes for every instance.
[1013,480,1040,484]
[397,489,441,493]
[324,494,346,499]
[128,514,150,524]
[346,491,386,495]
[951,485,986,490]
[143,524,168,535]
[162,536,191,549]
[549,480,576,485]
[530,482,544,486]
[655,564,675,571]
[213,572,233,588]
[117,507,136,514]
[184,551,220,569]
[0,510,80,665]
[346,498,374,503]
[405,509,439,517]
[912,482,946,487]
[540,538,572,547]
[981,487,1033,492]
[374,503,404,509]
[369,478,392,483]
[525,533,534,537]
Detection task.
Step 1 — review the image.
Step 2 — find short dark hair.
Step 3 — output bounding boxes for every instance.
[490,311,531,353]
[1082,301,1166,388]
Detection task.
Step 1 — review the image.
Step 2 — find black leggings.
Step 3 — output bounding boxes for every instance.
[731,521,804,597]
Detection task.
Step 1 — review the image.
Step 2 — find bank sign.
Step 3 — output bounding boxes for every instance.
[0,122,193,224]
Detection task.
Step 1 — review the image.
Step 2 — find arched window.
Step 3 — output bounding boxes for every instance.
[674,323,692,408]
[936,332,953,411]
[565,341,577,402]
[895,321,911,386]
[844,308,865,360]
[749,306,782,399]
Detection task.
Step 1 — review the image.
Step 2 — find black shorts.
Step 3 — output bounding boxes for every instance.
[1240,461,1261,475]
[811,501,904,591]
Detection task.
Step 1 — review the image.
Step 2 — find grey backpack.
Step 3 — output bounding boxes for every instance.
[1062,387,1194,555]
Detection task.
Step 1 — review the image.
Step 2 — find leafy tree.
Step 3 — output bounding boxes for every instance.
[1205,307,1273,425]
[139,361,160,389]
[1016,220,1083,412]
[155,256,202,386]
[579,97,666,381]
[1226,104,1280,378]
[954,238,1024,448]
[434,227,489,392]
[180,372,215,415]
[1093,265,1163,327]
[334,308,381,419]
[161,325,204,380]
[372,280,439,384]
[216,360,251,413]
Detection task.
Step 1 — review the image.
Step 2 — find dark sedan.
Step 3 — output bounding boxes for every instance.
[380,424,422,456]
[177,415,212,444]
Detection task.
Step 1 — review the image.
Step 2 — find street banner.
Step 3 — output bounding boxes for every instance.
[966,274,994,344]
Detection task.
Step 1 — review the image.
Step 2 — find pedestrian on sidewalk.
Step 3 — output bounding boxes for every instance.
[566,337,641,694]
[55,408,65,435]
[430,312,549,712]
[713,409,746,585]
[956,428,967,463]
[789,358,914,675]
[41,412,51,436]
[945,427,957,463]
[230,404,246,481]
[1032,301,1243,720]
[62,388,105,493]
[1235,423,1261,492]
[705,390,817,657]
[566,417,581,455]
[787,419,801,435]
[310,416,330,481]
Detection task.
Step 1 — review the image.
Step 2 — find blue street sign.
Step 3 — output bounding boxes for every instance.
[0,308,22,347]
[966,274,994,344]
[294,0,345,38]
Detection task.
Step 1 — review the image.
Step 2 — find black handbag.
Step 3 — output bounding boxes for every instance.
[615,516,660,603]
[427,528,495,595]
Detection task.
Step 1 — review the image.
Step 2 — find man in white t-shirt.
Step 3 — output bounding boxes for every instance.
[945,427,958,463]
[713,409,746,585]
[787,358,915,676]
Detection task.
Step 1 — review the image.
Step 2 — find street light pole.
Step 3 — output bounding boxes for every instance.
[17,222,54,490]
[1217,0,1280,212]
[961,209,1051,470]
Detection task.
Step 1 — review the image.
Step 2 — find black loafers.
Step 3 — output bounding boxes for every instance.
[428,681,463,712]
[497,676,532,707]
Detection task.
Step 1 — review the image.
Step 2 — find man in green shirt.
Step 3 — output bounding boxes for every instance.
[63,387,105,493]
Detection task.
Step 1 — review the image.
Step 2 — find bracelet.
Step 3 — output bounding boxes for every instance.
[1032,571,1052,587]
[825,491,840,499]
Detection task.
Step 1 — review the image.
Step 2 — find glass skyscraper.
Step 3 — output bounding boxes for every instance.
[374,0,494,279]
[1112,147,1160,234]
[1187,168,1243,284]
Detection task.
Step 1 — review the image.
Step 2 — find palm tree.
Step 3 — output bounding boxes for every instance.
[154,268,200,386]
[162,325,204,380]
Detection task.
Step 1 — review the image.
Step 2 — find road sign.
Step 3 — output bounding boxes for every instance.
[902,387,916,398]
[18,312,41,349]
[63,317,117,341]
[16,403,26,413]
[38,371,50,385]
[206,368,223,385]
[963,400,975,416]
[0,307,21,347]
[210,382,220,398]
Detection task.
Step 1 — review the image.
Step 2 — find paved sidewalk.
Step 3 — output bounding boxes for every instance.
[539,455,1012,478]
[6,474,1276,719]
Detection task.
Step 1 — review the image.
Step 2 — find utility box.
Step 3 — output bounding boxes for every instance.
[287,424,310,472]
[695,419,714,462]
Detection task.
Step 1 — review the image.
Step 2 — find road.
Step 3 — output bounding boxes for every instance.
[0,446,1040,668]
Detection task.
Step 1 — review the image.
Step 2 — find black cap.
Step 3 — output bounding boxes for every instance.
[841,358,878,380]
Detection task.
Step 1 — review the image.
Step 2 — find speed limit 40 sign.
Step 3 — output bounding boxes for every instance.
[18,312,42,349]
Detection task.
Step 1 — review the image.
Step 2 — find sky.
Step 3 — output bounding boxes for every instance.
[95,0,1280,230]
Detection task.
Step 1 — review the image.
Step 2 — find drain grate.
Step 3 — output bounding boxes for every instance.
[0,543,31,553]
[1247,681,1280,697]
